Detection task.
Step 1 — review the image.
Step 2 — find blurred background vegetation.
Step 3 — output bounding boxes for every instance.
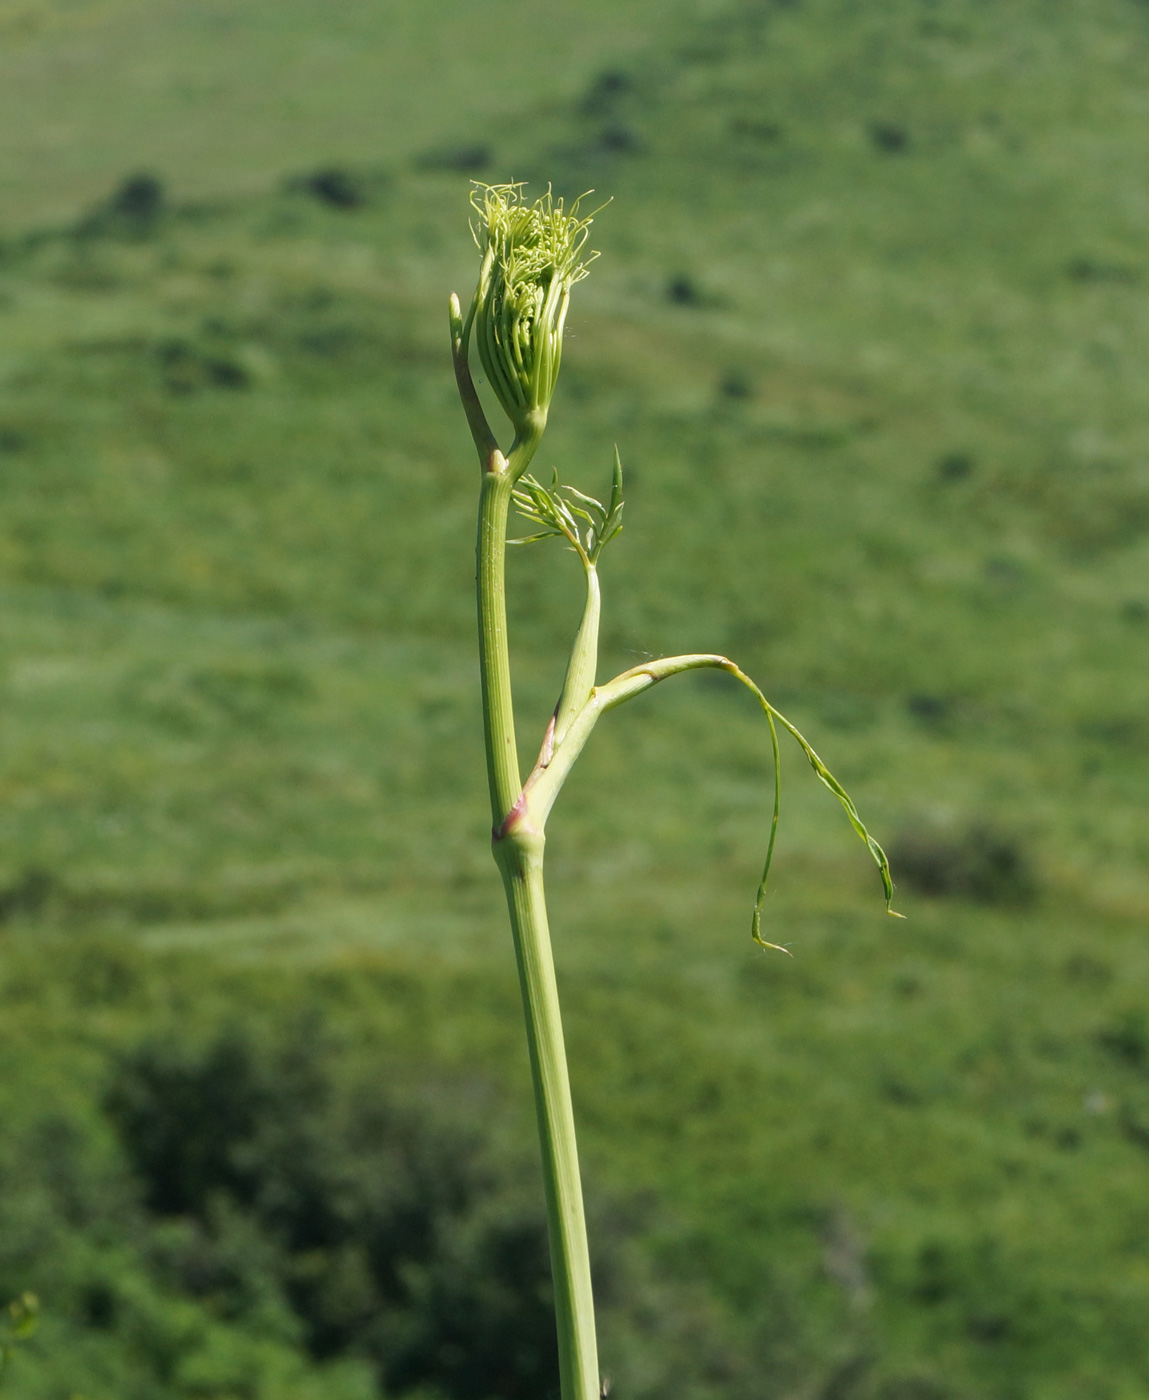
[1,0,1148,1395]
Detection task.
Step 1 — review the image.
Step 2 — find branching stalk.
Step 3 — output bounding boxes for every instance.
[452,183,897,1400]
[455,202,600,1394]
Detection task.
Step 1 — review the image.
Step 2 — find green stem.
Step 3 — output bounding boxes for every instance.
[494,831,599,1400]
[477,456,600,1400]
[477,467,522,822]
[554,563,600,746]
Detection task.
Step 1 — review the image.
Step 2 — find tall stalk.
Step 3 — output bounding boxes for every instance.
[450,184,899,1400]
[477,460,600,1399]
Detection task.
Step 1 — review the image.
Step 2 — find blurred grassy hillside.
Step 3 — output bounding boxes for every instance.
[0,0,671,222]
[1,0,1148,1397]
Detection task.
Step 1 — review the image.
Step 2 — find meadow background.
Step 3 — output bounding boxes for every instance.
[1,0,1148,1396]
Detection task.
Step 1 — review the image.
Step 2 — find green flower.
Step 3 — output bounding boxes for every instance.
[467,183,598,440]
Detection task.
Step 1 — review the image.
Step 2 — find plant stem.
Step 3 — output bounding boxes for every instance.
[477,466,522,820]
[477,458,600,1400]
[495,833,599,1400]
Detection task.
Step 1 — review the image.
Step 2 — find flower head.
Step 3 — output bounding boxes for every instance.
[467,183,598,440]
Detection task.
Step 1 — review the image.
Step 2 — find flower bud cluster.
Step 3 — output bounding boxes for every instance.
[469,183,597,439]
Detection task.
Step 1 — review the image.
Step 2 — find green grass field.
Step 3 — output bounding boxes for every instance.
[1,0,1148,1396]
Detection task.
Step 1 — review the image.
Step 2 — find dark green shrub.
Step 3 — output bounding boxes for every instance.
[107,1023,562,1399]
